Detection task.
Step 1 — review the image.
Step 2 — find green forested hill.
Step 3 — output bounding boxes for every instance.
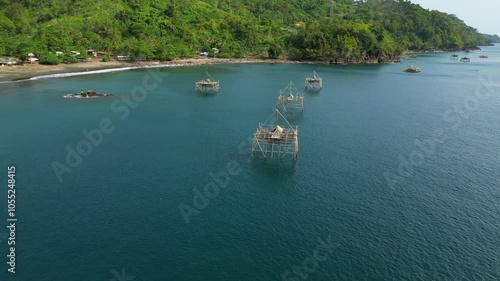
[481,33,500,43]
[0,0,495,62]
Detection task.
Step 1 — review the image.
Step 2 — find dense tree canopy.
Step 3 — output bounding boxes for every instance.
[0,0,495,62]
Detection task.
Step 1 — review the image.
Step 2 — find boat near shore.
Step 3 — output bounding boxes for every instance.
[64,90,112,98]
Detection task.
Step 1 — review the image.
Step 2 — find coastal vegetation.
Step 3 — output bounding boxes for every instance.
[481,33,500,43]
[0,0,496,63]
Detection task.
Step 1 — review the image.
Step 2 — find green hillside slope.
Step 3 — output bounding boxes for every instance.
[0,0,494,62]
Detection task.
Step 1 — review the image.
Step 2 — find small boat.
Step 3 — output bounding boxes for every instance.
[409,54,418,58]
[479,54,488,59]
[404,62,420,73]
[304,71,322,92]
[460,57,471,62]
[64,90,112,98]
[450,54,459,60]
[195,71,219,93]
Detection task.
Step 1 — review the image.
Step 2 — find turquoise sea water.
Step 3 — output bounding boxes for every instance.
[1,45,499,281]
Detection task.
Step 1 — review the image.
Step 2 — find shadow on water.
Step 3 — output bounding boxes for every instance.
[196,91,219,98]
[249,157,298,180]
[304,89,322,95]
[280,111,303,123]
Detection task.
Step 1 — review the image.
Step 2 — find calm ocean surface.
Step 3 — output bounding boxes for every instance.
[1,45,499,281]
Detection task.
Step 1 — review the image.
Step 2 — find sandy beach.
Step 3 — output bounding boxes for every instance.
[0,57,298,82]
[0,55,406,82]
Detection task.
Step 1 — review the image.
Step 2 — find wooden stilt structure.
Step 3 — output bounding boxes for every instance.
[404,62,421,73]
[251,108,299,161]
[276,81,304,114]
[304,71,323,92]
[195,71,219,93]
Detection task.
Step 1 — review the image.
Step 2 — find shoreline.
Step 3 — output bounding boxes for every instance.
[0,56,407,82]
[1,43,494,82]
[0,58,303,82]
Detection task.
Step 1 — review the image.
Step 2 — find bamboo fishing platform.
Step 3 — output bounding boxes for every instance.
[276,81,304,114]
[252,108,299,161]
[305,71,323,92]
[195,71,219,93]
[404,62,421,73]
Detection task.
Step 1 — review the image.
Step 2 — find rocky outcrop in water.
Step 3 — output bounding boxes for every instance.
[64,90,112,98]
